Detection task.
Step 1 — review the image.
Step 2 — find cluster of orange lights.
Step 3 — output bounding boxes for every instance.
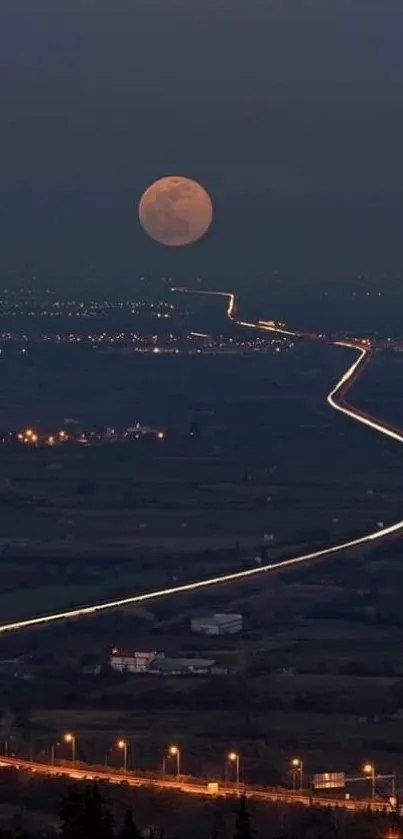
[17,429,68,446]
[14,428,164,446]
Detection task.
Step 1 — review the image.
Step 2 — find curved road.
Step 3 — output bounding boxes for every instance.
[0,290,402,635]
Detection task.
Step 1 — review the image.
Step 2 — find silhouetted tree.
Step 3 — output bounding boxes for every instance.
[210,803,225,839]
[296,806,339,839]
[234,796,254,839]
[117,810,141,839]
[60,784,113,839]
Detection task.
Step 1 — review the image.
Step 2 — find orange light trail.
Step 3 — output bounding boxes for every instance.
[0,754,388,812]
[0,290,400,636]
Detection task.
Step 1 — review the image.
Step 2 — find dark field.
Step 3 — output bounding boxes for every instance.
[0,330,402,790]
[0,340,400,621]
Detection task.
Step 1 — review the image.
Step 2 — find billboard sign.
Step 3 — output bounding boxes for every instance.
[313,772,345,789]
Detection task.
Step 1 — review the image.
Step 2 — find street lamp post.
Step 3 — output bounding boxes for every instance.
[64,733,76,766]
[169,745,180,777]
[291,758,304,791]
[228,752,240,786]
[117,739,128,772]
[363,763,376,800]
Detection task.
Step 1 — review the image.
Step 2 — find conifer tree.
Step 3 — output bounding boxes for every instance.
[117,810,141,839]
[60,784,113,839]
[234,796,254,839]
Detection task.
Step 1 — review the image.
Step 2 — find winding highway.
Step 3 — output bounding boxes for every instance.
[0,290,402,636]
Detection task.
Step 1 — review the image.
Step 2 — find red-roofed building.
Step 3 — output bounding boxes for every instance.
[109,649,161,674]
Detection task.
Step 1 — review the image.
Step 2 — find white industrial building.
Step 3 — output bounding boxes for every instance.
[191,613,243,636]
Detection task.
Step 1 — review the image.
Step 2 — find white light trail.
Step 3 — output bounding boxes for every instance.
[328,343,403,444]
[0,290,400,636]
[258,319,300,338]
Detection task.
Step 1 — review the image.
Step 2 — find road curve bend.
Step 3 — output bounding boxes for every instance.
[0,291,401,636]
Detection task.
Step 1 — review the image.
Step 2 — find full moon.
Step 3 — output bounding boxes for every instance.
[138,176,213,247]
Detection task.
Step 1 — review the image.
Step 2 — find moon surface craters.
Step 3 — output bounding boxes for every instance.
[138,176,213,247]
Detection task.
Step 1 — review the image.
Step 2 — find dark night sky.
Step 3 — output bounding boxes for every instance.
[1,0,403,296]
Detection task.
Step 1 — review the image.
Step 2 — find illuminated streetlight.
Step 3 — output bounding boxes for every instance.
[117,739,128,772]
[63,732,76,765]
[363,763,376,800]
[291,757,304,792]
[168,745,180,776]
[228,751,240,786]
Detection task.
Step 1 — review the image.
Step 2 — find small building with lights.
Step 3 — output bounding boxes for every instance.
[109,649,160,674]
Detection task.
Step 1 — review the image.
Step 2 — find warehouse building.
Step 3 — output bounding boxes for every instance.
[191,613,243,636]
[148,657,217,676]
